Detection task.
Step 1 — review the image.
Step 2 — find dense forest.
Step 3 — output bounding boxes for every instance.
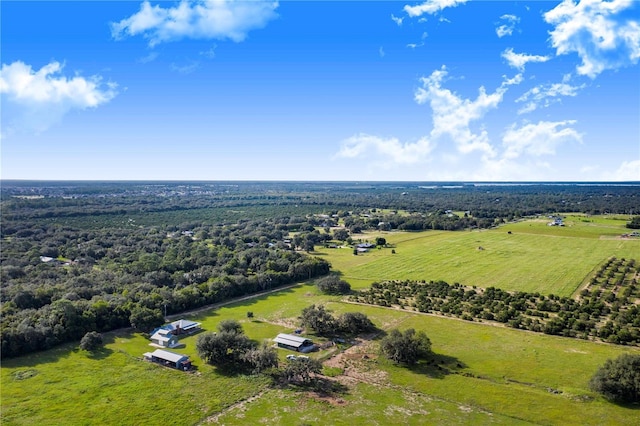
[1,181,639,358]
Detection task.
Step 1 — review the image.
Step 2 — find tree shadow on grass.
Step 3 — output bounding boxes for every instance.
[85,346,115,360]
[273,375,350,399]
[407,353,467,379]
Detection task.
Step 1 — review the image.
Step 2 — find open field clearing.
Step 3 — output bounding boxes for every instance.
[3,284,639,425]
[319,216,639,296]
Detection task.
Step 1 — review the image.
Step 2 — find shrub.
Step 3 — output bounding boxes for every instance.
[79,331,103,352]
[589,353,640,403]
[379,328,432,365]
[316,275,351,295]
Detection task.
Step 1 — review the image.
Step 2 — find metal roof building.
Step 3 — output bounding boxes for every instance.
[273,333,314,352]
[143,349,192,370]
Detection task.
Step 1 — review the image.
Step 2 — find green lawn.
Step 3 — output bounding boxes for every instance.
[318,216,639,296]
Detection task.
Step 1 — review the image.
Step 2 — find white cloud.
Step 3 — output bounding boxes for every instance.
[516,81,585,114]
[335,67,524,169]
[335,133,435,165]
[496,14,520,37]
[414,66,519,157]
[407,32,428,49]
[111,0,279,47]
[502,48,551,71]
[138,51,159,63]
[404,0,468,18]
[171,61,200,74]
[200,44,217,59]
[0,61,117,134]
[391,14,404,26]
[379,46,386,58]
[605,160,640,180]
[544,0,640,77]
[502,120,583,160]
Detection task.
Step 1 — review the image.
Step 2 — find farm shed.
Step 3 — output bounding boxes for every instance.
[143,349,192,370]
[274,333,315,353]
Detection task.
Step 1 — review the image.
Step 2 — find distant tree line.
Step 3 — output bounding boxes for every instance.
[2,182,638,228]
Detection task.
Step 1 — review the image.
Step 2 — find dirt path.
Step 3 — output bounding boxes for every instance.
[199,390,268,424]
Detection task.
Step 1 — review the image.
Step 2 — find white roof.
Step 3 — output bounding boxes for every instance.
[274,333,312,347]
[169,319,201,330]
[150,331,174,342]
[147,349,187,363]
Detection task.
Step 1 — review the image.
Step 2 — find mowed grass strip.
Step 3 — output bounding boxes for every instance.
[318,218,639,296]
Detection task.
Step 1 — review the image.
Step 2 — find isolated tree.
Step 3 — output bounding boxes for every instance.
[589,354,640,403]
[337,312,376,334]
[300,304,336,336]
[333,228,349,241]
[282,357,322,384]
[196,329,256,366]
[316,275,351,295]
[626,216,640,229]
[79,331,103,352]
[217,319,243,335]
[242,341,279,374]
[375,237,386,246]
[379,328,432,365]
[129,306,164,332]
[247,311,254,319]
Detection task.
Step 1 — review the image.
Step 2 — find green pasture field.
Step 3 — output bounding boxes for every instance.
[319,215,639,296]
[3,216,639,425]
[3,285,639,425]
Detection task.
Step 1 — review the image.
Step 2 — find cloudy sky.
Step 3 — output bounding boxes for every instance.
[2,0,639,181]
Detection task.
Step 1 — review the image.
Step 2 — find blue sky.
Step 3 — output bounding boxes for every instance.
[1,0,639,181]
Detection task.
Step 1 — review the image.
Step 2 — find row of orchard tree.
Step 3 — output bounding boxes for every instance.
[352,268,640,345]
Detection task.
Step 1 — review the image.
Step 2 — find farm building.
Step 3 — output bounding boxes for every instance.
[274,333,315,353]
[165,319,201,335]
[151,319,201,337]
[149,329,179,348]
[356,243,375,249]
[143,349,192,370]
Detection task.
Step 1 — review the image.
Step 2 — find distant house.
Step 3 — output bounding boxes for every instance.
[143,349,192,370]
[152,319,201,337]
[356,243,375,249]
[548,216,564,227]
[39,256,64,265]
[273,333,315,353]
[149,319,201,347]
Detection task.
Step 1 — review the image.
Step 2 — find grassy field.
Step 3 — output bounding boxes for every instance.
[4,291,639,425]
[320,215,639,296]
[2,216,639,425]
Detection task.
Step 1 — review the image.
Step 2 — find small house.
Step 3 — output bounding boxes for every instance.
[151,319,201,338]
[166,319,201,335]
[274,333,315,353]
[356,243,375,249]
[150,329,179,348]
[143,349,192,370]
